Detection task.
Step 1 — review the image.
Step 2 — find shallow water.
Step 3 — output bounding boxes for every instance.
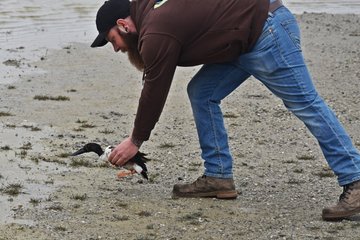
[0,0,359,83]
[0,0,99,49]
[0,0,100,83]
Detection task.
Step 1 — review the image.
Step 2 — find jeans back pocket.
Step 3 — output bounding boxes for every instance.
[280,18,301,50]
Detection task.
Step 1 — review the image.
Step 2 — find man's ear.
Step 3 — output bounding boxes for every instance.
[116,19,128,33]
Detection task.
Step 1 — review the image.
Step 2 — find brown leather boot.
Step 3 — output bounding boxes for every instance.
[172,175,238,199]
[322,180,360,221]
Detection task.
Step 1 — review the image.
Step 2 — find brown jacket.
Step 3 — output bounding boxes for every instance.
[130,0,269,141]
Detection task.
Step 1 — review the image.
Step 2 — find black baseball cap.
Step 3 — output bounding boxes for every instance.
[91,0,131,48]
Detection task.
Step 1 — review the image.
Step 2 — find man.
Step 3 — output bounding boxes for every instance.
[91,0,360,221]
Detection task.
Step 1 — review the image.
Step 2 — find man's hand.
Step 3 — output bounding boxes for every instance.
[108,137,139,166]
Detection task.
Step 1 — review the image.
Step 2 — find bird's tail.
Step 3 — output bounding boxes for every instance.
[133,164,148,180]
[140,171,148,180]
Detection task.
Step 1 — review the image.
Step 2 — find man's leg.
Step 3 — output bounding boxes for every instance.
[187,63,250,178]
[172,63,250,199]
[237,7,360,219]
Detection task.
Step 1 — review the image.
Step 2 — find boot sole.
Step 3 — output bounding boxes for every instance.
[322,208,360,221]
[172,190,238,200]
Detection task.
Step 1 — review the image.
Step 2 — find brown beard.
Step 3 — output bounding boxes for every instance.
[118,30,144,71]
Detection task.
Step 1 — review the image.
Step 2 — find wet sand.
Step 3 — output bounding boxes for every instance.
[0,13,360,239]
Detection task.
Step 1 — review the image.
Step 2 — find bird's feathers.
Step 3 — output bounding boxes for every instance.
[71,143,148,179]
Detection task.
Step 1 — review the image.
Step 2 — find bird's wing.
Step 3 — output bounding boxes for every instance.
[132,152,148,172]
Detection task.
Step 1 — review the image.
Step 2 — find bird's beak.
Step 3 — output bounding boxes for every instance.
[70,148,87,156]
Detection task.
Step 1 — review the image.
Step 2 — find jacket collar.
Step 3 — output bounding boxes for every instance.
[130,0,156,32]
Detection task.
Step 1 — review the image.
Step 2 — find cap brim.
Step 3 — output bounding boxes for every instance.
[91,32,108,48]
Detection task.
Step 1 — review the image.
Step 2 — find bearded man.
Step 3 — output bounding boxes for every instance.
[91,0,360,221]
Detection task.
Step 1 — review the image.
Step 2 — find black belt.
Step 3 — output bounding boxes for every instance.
[269,0,283,13]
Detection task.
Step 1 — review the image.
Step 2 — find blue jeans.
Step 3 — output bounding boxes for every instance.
[187,6,360,186]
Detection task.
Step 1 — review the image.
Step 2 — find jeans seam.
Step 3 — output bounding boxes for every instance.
[269,11,303,67]
[309,98,359,181]
[201,66,239,176]
[270,25,291,68]
[207,99,223,174]
[280,20,301,50]
[318,107,355,163]
[268,21,308,95]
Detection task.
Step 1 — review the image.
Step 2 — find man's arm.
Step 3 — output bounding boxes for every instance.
[132,34,181,141]
[109,35,182,166]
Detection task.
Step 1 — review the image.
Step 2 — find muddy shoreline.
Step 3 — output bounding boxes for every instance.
[1,13,360,239]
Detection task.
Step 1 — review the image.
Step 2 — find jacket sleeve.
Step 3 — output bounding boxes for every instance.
[131,34,181,141]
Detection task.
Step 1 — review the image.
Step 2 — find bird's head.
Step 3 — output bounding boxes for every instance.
[71,143,104,157]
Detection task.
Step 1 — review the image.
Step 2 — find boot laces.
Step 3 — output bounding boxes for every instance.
[339,184,354,201]
[194,175,207,186]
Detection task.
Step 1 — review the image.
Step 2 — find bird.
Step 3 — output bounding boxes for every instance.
[71,143,148,179]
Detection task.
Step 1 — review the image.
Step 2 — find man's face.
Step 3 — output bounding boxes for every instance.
[106,26,144,71]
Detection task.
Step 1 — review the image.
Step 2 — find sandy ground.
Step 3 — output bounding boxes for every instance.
[0,13,360,240]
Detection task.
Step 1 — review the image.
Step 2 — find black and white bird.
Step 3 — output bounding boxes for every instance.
[71,143,148,179]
